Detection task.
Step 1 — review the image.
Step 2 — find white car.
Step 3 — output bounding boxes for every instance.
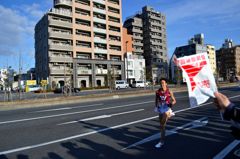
[132,80,145,88]
[115,80,129,89]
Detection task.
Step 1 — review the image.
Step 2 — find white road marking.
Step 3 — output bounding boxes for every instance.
[58,109,144,125]
[122,117,208,150]
[175,95,188,99]
[0,100,215,155]
[229,94,240,99]
[0,101,152,125]
[213,140,240,159]
[29,103,103,113]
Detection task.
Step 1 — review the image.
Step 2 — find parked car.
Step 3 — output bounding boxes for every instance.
[115,80,129,89]
[132,80,145,88]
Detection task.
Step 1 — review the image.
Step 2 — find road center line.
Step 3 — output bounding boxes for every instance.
[0,101,152,125]
[213,140,240,159]
[0,100,217,155]
[58,109,144,125]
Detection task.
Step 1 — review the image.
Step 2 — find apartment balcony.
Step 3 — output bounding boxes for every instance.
[76,36,92,42]
[151,40,160,45]
[76,25,91,32]
[134,42,143,46]
[150,34,162,39]
[49,19,72,28]
[108,21,120,27]
[76,46,92,53]
[54,0,72,6]
[76,14,91,21]
[49,44,73,51]
[108,30,121,36]
[93,27,107,34]
[132,28,142,34]
[49,31,72,39]
[49,56,73,63]
[93,0,105,5]
[151,21,161,27]
[94,37,107,44]
[93,17,106,24]
[150,28,160,33]
[49,68,65,75]
[134,48,143,53]
[152,48,163,52]
[133,35,143,40]
[77,69,92,75]
[149,15,161,21]
[94,48,107,54]
[75,3,91,11]
[107,3,119,10]
[132,22,142,27]
[95,69,108,74]
[93,7,106,15]
[109,40,121,46]
[108,12,120,19]
[108,49,122,55]
[49,8,72,17]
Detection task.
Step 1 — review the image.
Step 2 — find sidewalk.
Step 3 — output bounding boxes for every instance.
[0,83,238,111]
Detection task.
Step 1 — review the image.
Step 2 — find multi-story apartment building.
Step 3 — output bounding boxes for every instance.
[206,45,217,75]
[141,6,168,83]
[123,6,168,83]
[35,0,125,88]
[216,42,240,81]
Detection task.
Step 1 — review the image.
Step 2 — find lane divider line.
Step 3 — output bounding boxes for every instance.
[0,101,153,125]
[58,109,144,125]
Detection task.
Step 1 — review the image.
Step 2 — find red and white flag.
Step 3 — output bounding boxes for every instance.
[176,53,217,107]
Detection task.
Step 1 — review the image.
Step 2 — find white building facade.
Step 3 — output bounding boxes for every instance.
[125,52,146,84]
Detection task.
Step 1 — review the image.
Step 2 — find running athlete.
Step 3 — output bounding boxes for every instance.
[155,78,176,148]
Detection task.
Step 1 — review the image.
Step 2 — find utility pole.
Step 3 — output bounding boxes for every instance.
[18,52,22,100]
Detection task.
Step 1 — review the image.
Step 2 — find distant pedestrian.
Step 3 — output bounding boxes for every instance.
[155,78,176,148]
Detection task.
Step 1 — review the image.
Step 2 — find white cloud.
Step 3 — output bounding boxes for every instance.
[0,5,38,57]
[23,3,45,19]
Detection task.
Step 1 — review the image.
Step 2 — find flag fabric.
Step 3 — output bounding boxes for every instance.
[176,53,217,107]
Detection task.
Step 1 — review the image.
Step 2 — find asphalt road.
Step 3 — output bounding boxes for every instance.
[0,87,239,159]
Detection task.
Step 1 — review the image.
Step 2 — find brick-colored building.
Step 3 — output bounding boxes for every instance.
[35,0,125,88]
[216,45,240,81]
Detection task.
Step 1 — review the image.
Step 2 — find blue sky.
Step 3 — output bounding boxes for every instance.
[0,0,239,72]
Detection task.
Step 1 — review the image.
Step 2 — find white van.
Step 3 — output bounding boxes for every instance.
[115,80,129,89]
[132,80,145,88]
